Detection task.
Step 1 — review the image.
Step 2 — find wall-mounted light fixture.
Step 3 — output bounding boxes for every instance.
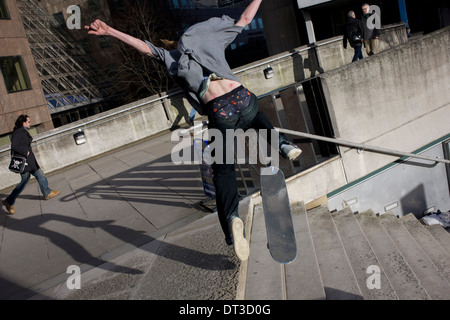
[263,65,274,79]
[73,129,87,145]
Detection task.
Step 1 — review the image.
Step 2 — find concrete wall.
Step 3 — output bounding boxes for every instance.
[320,26,450,183]
[0,94,169,190]
[316,23,409,72]
[239,23,408,96]
[0,23,410,191]
[328,138,450,218]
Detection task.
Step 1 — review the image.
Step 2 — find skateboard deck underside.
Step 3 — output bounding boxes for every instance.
[260,166,297,263]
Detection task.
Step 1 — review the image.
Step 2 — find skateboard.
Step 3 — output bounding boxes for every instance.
[260,166,297,263]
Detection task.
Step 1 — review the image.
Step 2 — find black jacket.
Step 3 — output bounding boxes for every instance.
[343,17,364,49]
[11,127,40,172]
[361,12,380,40]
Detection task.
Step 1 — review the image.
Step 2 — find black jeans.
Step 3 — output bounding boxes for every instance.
[206,87,287,243]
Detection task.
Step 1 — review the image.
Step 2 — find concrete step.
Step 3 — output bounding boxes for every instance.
[400,214,450,284]
[244,202,326,300]
[307,205,363,299]
[245,203,285,299]
[355,210,430,299]
[285,202,325,300]
[424,224,450,256]
[243,200,450,300]
[330,207,398,299]
[378,213,450,300]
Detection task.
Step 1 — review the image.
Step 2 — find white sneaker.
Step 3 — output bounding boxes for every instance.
[230,217,250,261]
[280,143,302,161]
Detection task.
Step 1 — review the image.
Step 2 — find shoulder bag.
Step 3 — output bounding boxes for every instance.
[352,33,362,43]
[8,152,28,173]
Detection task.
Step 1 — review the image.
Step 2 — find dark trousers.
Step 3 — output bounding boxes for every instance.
[352,45,364,62]
[207,90,287,242]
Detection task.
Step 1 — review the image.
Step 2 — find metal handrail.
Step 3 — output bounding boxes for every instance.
[276,128,450,164]
[178,123,450,165]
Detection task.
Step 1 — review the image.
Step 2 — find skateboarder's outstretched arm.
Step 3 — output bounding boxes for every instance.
[85,0,263,55]
[236,0,263,27]
[84,19,154,57]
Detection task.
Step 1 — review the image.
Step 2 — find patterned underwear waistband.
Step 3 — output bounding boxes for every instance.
[205,86,245,108]
[205,86,252,119]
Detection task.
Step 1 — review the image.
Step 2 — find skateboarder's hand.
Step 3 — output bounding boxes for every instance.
[85,19,110,36]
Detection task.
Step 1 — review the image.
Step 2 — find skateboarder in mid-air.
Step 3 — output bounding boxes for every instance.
[85,0,301,261]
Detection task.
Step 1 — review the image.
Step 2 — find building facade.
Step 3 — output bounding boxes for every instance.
[0,0,53,145]
[18,0,119,128]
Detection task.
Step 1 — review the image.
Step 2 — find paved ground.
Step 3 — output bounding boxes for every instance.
[0,128,248,300]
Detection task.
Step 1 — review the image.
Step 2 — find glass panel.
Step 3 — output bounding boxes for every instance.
[0,133,11,146]
[0,0,11,19]
[0,56,32,93]
[88,0,103,16]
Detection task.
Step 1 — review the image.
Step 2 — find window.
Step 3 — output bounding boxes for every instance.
[0,0,10,19]
[53,12,65,27]
[0,133,11,147]
[179,0,193,9]
[257,18,264,29]
[0,126,37,145]
[0,56,32,93]
[110,0,125,12]
[218,0,232,7]
[28,126,38,137]
[98,36,111,48]
[88,0,103,17]
[80,39,90,53]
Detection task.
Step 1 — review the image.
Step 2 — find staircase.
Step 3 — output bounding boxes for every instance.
[243,201,450,300]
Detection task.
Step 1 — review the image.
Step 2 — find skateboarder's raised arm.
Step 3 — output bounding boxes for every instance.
[85,19,154,57]
[236,0,263,27]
